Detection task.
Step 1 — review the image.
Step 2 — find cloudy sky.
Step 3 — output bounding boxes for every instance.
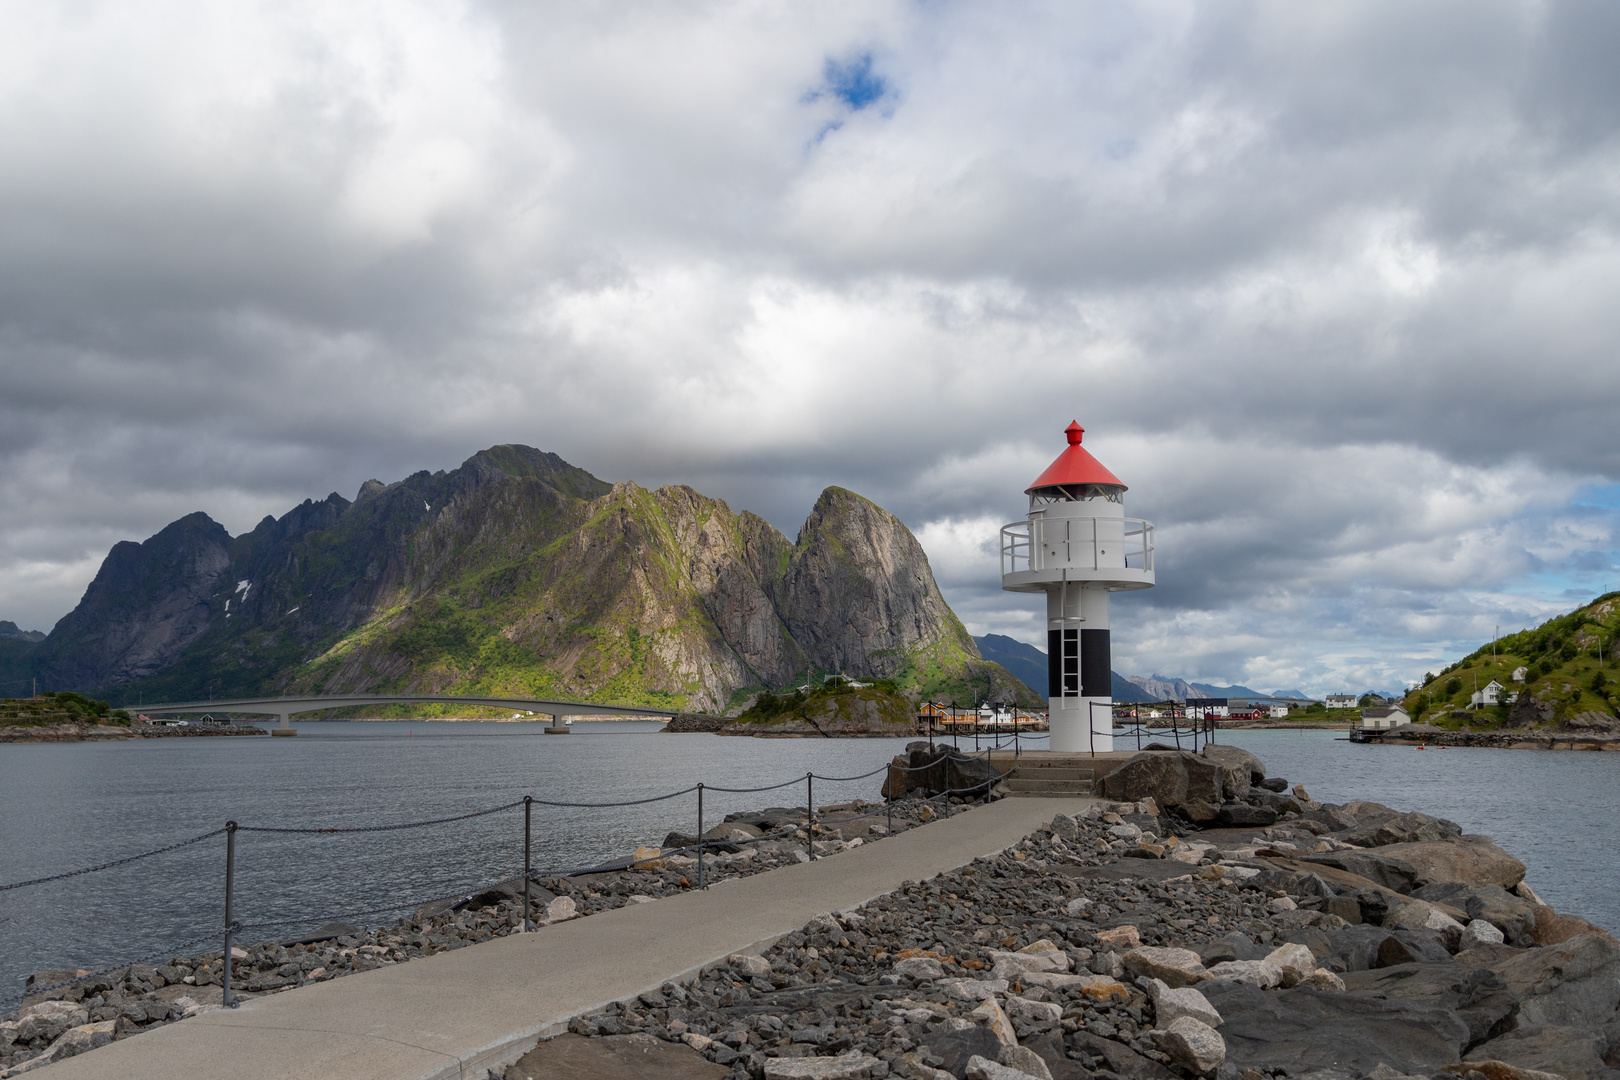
[4,0,1619,696]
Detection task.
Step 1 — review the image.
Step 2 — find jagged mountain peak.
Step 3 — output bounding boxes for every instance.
[28,446,1032,712]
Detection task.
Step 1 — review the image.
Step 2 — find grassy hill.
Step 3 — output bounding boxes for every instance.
[1403,593,1620,728]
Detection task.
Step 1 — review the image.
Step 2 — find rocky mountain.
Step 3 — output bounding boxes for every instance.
[971,634,1152,703]
[28,445,1034,713]
[1124,674,1298,702]
[0,624,41,699]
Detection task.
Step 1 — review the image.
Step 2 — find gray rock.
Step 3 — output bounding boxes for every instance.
[965,1055,1043,1080]
[1214,804,1278,828]
[1048,815,1079,842]
[1122,946,1209,988]
[1376,836,1527,890]
[1199,745,1265,799]
[1096,752,1227,818]
[1336,810,1463,849]
[1465,1025,1612,1080]
[929,1026,1007,1079]
[1299,850,1422,894]
[763,1055,888,1079]
[1458,931,1620,1032]
[1139,977,1223,1028]
[999,1044,1054,1080]
[1461,919,1507,948]
[1153,1016,1226,1074]
[1414,882,1536,942]
[893,957,945,981]
[1340,962,1519,1047]
[1200,981,1472,1076]
[1067,1029,1179,1080]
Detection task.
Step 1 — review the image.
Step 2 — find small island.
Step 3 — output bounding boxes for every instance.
[0,693,265,742]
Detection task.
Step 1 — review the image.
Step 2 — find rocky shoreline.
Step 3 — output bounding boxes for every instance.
[1360,725,1620,751]
[506,748,1620,1080]
[9,746,1620,1080]
[0,720,266,743]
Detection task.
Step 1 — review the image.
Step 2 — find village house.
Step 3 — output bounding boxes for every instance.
[1361,705,1411,731]
[1324,693,1358,709]
[1470,679,1507,708]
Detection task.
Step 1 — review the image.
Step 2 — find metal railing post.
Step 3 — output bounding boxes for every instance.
[806,773,815,860]
[697,784,706,890]
[523,797,533,932]
[222,821,238,1008]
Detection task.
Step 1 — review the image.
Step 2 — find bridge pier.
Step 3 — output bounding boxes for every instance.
[270,710,297,736]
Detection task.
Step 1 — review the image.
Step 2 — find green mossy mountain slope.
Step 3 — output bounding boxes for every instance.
[1404,592,1620,728]
[31,446,1034,713]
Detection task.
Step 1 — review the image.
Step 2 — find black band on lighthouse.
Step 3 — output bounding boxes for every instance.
[1048,629,1082,697]
[1080,628,1110,698]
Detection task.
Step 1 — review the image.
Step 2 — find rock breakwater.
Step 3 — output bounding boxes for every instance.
[512,771,1618,1080]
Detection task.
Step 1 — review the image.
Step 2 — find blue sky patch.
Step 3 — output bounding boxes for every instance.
[823,53,887,111]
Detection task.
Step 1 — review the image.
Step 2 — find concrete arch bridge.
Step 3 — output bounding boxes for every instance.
[137,694,679,735]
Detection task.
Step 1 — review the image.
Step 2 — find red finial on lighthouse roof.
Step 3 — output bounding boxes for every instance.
[1026,420,1126,494]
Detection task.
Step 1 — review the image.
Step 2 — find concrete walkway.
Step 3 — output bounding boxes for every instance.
[41,796,1095,1080]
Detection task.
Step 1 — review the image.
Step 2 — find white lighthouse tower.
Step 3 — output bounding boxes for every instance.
[1000,422,1155,752]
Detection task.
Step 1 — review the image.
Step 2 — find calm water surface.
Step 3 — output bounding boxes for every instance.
[1,722,1614,1009]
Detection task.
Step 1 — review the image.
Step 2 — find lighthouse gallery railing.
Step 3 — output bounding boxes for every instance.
[999,516,1155,576]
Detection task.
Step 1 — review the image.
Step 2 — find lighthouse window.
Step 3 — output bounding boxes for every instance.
[1029,486,1123,505]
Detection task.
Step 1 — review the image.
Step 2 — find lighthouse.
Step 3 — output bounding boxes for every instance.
[1000,422,1155,752]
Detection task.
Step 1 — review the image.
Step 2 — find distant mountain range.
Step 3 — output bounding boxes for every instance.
[970,638,1320,703]
[11,445,1036,712]
[0,621,44,642]
[973,634,1154,703]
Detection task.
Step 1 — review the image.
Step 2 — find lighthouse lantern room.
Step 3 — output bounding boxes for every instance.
[1000,422,1155,752]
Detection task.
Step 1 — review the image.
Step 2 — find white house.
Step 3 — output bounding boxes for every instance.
[1361,706,1411,730]
[1186,700,1229,720]
[1470,680,1506,708]
[1268,704,1290,719]
[1325,694,1358,709]
[1511,666,1529,683]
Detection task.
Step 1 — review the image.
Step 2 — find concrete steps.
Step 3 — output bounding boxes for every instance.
[999,763,1095,797]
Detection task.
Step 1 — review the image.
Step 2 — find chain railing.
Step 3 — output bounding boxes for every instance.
[5,746,1012,1008]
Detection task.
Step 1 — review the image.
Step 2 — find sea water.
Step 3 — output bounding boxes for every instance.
[0,722,1612,1009]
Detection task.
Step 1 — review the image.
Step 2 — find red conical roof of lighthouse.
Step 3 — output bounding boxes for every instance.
[1025,421,1127,494]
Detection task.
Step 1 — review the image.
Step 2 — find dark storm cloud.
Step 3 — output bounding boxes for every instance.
[2,0,1618,695]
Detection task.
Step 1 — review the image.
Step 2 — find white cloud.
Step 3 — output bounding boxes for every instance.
[3,0,1620,698]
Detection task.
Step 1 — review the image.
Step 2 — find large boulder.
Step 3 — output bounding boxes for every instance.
[1378,836,1527,890]
[1415,883,1537,944]
[1341,963,1520,1047]
[1466,1027,1614,1080]
[1458,932,1620,1032]
[1530,906,1614,946]
[1200,981,1472,1076]
[1198,744,1265,801]
[1299,850,1423,894]
[882,742,1003,800]
[1338,810,1464,848]
[1097,751,1228,817]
